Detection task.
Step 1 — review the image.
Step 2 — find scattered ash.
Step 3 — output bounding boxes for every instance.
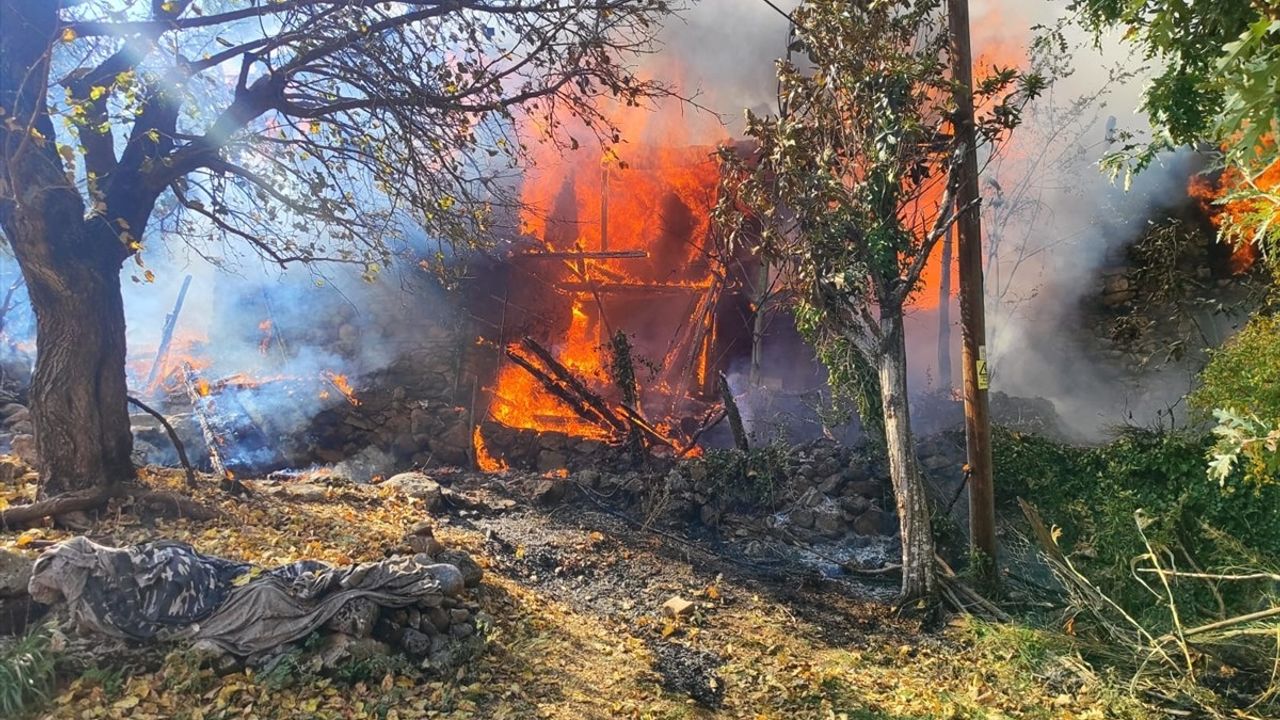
[649,641,725,708]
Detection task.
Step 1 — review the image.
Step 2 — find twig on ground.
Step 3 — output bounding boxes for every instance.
[128,395,198,487]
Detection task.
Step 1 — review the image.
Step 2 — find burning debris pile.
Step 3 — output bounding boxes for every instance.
[470,142,761,471]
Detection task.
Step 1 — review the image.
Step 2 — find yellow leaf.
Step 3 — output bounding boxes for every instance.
[143,270,155,283]
[61,27,77,42]
[15,530,39,547]
[112,695,140,710]
[660,622,677,638]
[89,86,106,101]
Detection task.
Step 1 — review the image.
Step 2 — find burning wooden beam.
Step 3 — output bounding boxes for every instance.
[514,250,648,260]
[145,274,193,389]
[555,282,713,295]
[180,363,250,496]
[517,336,629,434]
[503,347,617,434]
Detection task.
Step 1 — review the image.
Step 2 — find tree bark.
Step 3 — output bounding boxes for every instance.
[877,308,936,600]
[2,0,136,497]
[11,219,136,497]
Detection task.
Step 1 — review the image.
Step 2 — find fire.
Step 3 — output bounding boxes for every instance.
[322,371,360,406]
[258,319,274,354]
[473,426,507,472]
[1189,151,1278,274]
[482,99,725,449]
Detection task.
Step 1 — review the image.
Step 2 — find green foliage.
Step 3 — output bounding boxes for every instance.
[1206,409,1280,487]
[0,627,58,718]
[1190,312,1280,486]
[1070,1,1280,252]
[715,0,1040,426]
[1190,312,1280,423]
[691,442,792,510]
[994,427,1280,624]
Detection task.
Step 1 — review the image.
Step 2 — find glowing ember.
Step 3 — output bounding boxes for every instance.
[473,426,508,472]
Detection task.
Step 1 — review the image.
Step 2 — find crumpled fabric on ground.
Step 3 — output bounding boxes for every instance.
[29,536,465,656]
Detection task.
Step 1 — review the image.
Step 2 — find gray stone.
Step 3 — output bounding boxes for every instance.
[381,472,444,510]
[0,403,26,419]
[449,608,471,624]
[0,458,21,485]
[532,476,570,505]
[427,606,451,633]
[843,480,881,498]
[838,495,870,516]
[853,508,888,536]
[399,627,432,656]
[818,473,844,494]
[790,507,815,529]
[0,549,33,598]
[536,450,568,473]
[813,509,845,537]
[2,406,30,427]
[436,549,483,588]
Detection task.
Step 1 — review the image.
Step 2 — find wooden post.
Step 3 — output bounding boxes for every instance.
[947,0,997,578]
[936,227,954,391]
[144,274,193,389]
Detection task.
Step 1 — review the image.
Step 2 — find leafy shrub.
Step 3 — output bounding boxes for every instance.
[0,627,58,718]
[1190,311,1280,424]
[994,426,1280,625]
[691,441,792,510]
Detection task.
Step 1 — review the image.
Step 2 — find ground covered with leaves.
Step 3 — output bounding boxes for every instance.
[2,465,1154,719]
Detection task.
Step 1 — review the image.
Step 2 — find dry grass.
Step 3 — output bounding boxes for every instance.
[2,466,1153,719]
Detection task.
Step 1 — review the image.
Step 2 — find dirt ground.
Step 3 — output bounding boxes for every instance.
[2,467,1149,719]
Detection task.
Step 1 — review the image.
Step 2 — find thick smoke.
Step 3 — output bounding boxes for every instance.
[659,0,1224,439]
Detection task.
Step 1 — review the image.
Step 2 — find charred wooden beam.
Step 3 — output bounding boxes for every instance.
[503,347,616,433]
[678,406,727,456]
[718,371,749,453]
[514,250,648,260]
[180,363,250,496]
[518,336,628,433]
[145,274,193,389]
[555,282,712,295]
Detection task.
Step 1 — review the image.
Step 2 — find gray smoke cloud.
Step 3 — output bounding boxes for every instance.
[655,0,1220,439]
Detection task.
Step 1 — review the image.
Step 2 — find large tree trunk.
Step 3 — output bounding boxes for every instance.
[15,226,136,497]
[877,308,936,600]
[1,0,136,497]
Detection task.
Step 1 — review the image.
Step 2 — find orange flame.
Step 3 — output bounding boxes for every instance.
[485,101,724,446]
[322,371,360,406]
[473,426,508,472]
[1189,149,1278,274]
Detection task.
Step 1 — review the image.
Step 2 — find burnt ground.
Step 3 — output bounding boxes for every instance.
[4,467,1149,719]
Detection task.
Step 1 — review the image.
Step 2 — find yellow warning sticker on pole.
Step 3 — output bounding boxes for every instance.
[976,345,989,390]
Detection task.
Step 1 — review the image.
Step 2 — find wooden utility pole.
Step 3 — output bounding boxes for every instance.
[936,227,954,391]
[946,0,996,577]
